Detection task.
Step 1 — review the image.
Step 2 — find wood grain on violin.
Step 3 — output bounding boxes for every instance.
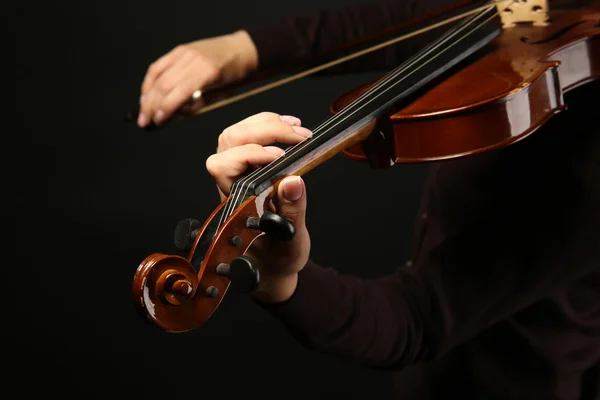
[336,5,599,165]
[132,1,600,332]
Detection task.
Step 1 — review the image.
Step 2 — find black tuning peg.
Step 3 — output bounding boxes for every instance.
[174,218,202,251]
[246,211,295,241]
[216,256,260,293]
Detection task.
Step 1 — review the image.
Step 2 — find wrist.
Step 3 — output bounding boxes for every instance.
[251,273,298,304]
[228,30,259,74]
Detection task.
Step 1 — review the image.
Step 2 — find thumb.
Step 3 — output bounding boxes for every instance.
[276,176,307,228]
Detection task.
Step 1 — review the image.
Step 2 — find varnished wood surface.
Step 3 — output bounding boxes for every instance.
[132,195,270,332]
[132,4,599,332]
[334,6,600,164]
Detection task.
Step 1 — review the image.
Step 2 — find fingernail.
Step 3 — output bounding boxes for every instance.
[139,95,145,105]
[292,126,312,137]
[137,112,148,127]
[280,115,301,126]
[282,176,303,201]
[264,146,285,156]
[153,109,164,124]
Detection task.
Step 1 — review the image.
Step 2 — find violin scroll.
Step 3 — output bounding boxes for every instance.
[132,190,296,332]
[132,253,200,331]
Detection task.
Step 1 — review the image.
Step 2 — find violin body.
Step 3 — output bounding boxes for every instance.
[334,5,600,167]
[131,2,600,333]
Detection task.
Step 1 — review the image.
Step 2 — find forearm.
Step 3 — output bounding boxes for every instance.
[245,0,463,74]
[255,111,600,369]
[260,260,436,369]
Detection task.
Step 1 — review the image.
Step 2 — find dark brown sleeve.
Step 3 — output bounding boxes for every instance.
[259,85,600,369]
[245,0,583,74]
[245,0,461,73]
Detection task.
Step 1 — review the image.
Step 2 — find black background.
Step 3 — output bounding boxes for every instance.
[15,0,428,398]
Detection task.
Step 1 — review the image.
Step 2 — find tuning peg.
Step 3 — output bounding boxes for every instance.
[174,218,202,251]
[246,211,295,241]
[216,256,260,293]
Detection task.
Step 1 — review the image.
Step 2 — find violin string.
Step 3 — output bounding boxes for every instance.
[221,2,499,225]
[264,6,497,170]
[305,4,499,135]
[219,1,506,227]
[247,2,501,177]
[195,0,509,115]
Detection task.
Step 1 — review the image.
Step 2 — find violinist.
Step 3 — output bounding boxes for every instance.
[137,0,600,399]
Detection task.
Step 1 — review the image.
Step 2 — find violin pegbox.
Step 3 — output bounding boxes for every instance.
[131,187,299,332]
[496,0,550,28]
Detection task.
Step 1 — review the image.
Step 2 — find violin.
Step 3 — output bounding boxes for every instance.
[131,0,600,332]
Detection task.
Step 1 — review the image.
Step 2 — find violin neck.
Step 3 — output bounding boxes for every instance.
[231,3,502,202]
